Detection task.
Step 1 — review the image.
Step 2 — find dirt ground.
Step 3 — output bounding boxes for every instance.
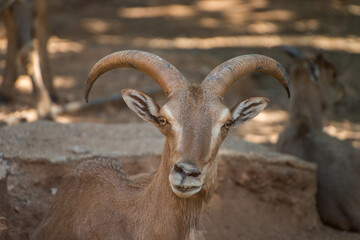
[0,0,360,239]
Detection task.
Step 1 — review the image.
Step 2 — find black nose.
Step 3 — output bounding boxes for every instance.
[174,163,201,178]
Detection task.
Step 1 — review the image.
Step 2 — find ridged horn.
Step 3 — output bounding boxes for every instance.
[85,50,188,102]
[201,54,290,97]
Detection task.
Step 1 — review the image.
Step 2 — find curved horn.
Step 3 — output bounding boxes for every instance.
[85,50,188,102]
[201,54,290,97]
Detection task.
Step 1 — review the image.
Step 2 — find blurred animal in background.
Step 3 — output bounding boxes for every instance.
[0,0,56,118]
[276,46,360,232]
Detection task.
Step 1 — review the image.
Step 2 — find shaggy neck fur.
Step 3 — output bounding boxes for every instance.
[130,140,216,240]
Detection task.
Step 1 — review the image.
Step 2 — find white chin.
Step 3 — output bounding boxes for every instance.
[170,184,202,198]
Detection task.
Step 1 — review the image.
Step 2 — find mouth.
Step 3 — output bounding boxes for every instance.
[170,184,202,198]
[175,185,200,192]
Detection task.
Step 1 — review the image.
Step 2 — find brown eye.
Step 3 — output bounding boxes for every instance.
[223,120,233,130]
[158,117,168,126]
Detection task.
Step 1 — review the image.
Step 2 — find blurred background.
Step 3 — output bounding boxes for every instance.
[0,0,359,147]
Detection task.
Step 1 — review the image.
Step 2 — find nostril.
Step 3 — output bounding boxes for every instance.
[189,171,201,178]
[174,164,184,174]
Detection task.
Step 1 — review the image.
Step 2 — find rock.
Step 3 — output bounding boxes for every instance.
[0,121,164,163]
[0,158,10,240]
[0,121,308,168]
[203,152,319,239]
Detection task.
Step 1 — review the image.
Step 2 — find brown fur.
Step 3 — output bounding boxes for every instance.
[32,149,214,240]
[276,51,360,231]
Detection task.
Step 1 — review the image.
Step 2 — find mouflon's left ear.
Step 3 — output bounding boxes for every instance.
[231,97,269,127]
